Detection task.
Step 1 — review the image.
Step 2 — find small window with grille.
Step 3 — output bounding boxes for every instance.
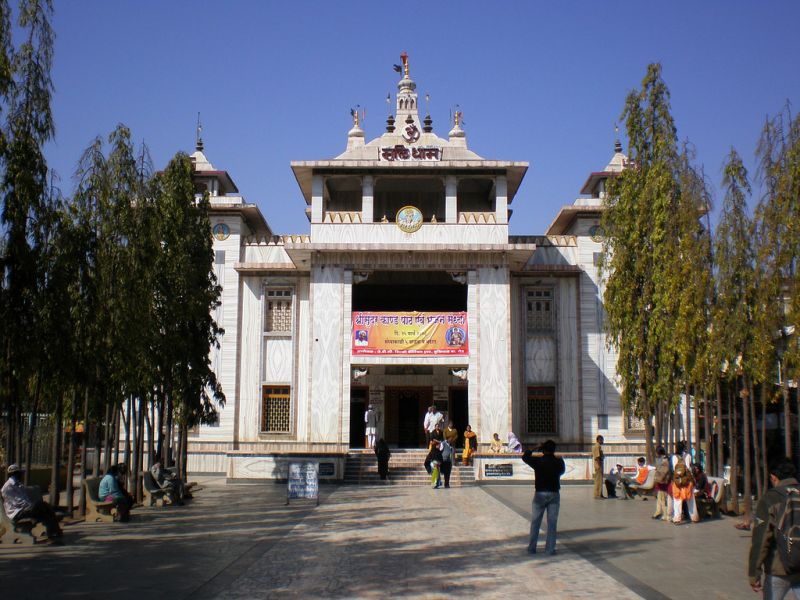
[625,413,646,433]
[527,386,557,434]
[526,288,554,332]
[261,386,291,433]
[265,288,293,333]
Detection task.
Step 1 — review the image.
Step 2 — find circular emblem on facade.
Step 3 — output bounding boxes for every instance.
[395,206,423,233]
[402,122,420,143]
[588,224,603,243]
[213,223,231,241]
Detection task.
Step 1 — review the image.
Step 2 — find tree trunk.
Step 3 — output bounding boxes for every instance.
[102,402,112,473]
[729,387,740,515]
[65,393,77,516]
[148,400,155,468]
[742,380,753,521]
[137,397,146,502]
[113,403,121,466]
[655,400,664,451]
[176,423,184,478]
[703,393,712,474]
[761,384,768,497]
[716,379,725,478]
[783,376,792,458]
[123,396,131,472]
[181,424,189,481]
[131,397,141,501]
[49,393,64,507]
[685,383,692,454]
[694,388,701,466]
[78,389,90,517]
[748,379,762,502]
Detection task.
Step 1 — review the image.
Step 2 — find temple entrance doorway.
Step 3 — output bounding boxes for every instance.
[385,387,432,448]
[449,387,468,448]
[349,386,369,448]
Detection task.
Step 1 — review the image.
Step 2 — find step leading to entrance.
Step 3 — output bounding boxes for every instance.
[343,449,476,486]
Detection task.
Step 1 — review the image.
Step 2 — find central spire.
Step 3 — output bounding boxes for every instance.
[395,51,421,141]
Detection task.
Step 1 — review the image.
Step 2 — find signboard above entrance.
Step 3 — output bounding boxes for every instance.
[379,145,441,162]
[352,311,468,356]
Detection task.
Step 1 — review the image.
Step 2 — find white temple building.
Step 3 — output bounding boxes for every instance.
[187,55,654,481]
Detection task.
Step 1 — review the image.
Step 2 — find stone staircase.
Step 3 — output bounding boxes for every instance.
[343,449,476,486]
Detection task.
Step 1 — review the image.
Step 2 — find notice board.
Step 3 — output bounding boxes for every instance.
[287,461,319,505]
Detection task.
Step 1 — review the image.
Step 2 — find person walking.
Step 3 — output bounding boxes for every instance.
[522,440,566,556]
[440,439,454,488]
[427,440,444,489]
[592,435,605,499]
[652,446,671,521]
[748,456,800,598]
[671,440,698,524]
[375,438,391,481]
[365,404,379,449]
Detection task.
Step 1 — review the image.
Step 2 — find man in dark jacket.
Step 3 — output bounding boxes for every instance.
[748,456,800,597]
[522,439,566,556]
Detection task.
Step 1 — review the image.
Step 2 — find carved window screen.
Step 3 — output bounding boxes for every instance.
[526,386,557,434]
[526,288,554,332]
[265,289,293,333]
[261,386,291,433]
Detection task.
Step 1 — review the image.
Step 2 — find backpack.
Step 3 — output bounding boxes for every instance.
[773,486,800,574]
[672,455,693,488]
[654,457,672,485]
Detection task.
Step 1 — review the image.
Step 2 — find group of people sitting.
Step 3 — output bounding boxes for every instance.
[489,431,523,454]
[1,458,192,541]
[602,441,718,524]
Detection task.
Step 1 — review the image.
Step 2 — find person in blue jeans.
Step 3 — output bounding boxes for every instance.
[522,439,566,556]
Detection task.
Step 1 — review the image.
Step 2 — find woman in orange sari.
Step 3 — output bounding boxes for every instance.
[462,424,478,465]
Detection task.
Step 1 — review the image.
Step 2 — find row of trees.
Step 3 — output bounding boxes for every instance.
[601,63,800,520]
[0,0,224,514]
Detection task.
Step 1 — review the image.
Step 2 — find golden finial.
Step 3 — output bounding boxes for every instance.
[350,105,365,127]
[400,51,409,77]
[453,108,462,127]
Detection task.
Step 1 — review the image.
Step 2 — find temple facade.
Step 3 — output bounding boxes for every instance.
[187,56,650,480]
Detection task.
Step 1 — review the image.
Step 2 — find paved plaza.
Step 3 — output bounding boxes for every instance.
[0,478,752,599]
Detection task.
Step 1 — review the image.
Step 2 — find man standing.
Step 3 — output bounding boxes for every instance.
[592,435,605,499]
[2,464,63,542]
[522,440,566,555]
[748,456,800,597]
[423,406,435,445]
[364,404,379,448]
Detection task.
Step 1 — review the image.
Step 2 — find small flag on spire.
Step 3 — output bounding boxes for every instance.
[393,64,402,73]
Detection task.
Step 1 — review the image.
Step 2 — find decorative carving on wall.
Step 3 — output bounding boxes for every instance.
[448,271,467,284]
[449,367,468,380]
[352,367,369,381]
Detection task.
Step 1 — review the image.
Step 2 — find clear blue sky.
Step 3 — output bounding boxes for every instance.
[44,1,800,235]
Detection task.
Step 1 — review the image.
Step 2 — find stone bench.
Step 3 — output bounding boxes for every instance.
[83,477,116,523]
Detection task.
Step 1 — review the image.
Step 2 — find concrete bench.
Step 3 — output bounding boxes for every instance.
[0,492,48,545]
[697,476,725,519]
[83,477,116,523]
[141,470,167,507]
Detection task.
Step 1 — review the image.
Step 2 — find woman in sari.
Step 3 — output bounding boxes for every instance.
[462,424,477,465]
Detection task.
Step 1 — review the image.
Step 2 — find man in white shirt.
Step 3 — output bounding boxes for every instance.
[364,404,379,448]
[2,464,62,541]
[423,406,444,446]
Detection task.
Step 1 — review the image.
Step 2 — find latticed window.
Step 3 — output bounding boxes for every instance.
[526,288,554,331]
[261,386,291,433]
[265,289,293,333]
[625,413,646,433]
[527,386,556,434]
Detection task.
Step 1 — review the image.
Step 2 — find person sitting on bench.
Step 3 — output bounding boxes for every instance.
[150,462,188,505]
[2,464,62,542]
[100,464,133,522]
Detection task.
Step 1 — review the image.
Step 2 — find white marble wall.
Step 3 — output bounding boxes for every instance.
[309,265,344,442]
[200,215,244,442]
[477,267,511,442]
[238,276,264,442]
[310,223,508,245]
[295,278,311,441]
